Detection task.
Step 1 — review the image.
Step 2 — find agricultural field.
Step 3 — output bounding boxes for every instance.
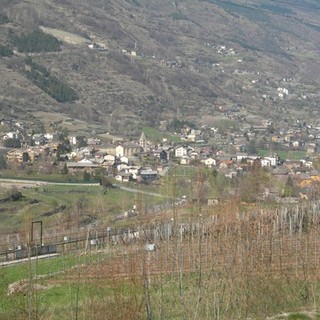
[2,202,320,319]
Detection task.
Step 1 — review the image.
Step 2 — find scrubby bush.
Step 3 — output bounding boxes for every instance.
[0,45,13,57]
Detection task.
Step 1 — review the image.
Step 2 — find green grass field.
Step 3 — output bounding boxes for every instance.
[0,181,167,237]
[258,149,307,161]
[0,251,110,320]
[139,126,182,143]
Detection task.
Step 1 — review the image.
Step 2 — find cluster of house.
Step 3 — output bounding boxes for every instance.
[61,140,320,200]
[204,43,237,56]
[2,115,320,199]
[65,132,175,183]
[88,42,107,51]
[277,87,289,100]
[121,48,137,56]
[0,128,313,179]
[1,130,169,183]
[160,59,185,68]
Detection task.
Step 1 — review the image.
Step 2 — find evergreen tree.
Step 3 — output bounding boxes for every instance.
[282,176,294,197]
[76,136,87,148]
[0,14,10,24]
[10,30,61,53]
[61,163,68,175]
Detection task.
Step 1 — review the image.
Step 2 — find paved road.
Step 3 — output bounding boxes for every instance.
[114,184,168,198]
[0,253,59,266]
[0,178,99,187]
[0,178,166,198]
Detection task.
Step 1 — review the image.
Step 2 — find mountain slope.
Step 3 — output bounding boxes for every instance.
[1,0,320,134]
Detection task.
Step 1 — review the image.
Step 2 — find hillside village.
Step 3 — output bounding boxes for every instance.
[3,2,320,318]
[2,114,320,204]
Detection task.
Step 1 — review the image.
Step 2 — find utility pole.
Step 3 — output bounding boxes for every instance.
[31,220,43,252]
[28,220,42,320]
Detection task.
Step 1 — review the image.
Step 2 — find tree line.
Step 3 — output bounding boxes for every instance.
[25,58,78,103]
[10,29,61,53]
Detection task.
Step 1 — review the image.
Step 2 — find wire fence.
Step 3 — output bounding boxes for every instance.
[2,200,320,271]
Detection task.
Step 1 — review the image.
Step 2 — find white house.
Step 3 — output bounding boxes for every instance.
[190,151,199,159]
[175,146,194,158]
[201,158,216,168]
[277,87,289,95]
[3,131,20,140]
[186,133,197,142]
[68,136,77,145]
[44,133,57,141]
[261,159,271,167]
[117,163,130,172]
[120,156,129,164]
[292,141,300,148]
[264,154,278,166]
[175,146,188,158]
[115,144,142,157]
[116,145,124,157]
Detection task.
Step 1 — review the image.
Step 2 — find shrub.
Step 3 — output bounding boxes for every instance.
[0,45,13,57]
[100,176,113,188]
[6,187,22,201]
[0,13,9,24]
[3,138,21,148]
